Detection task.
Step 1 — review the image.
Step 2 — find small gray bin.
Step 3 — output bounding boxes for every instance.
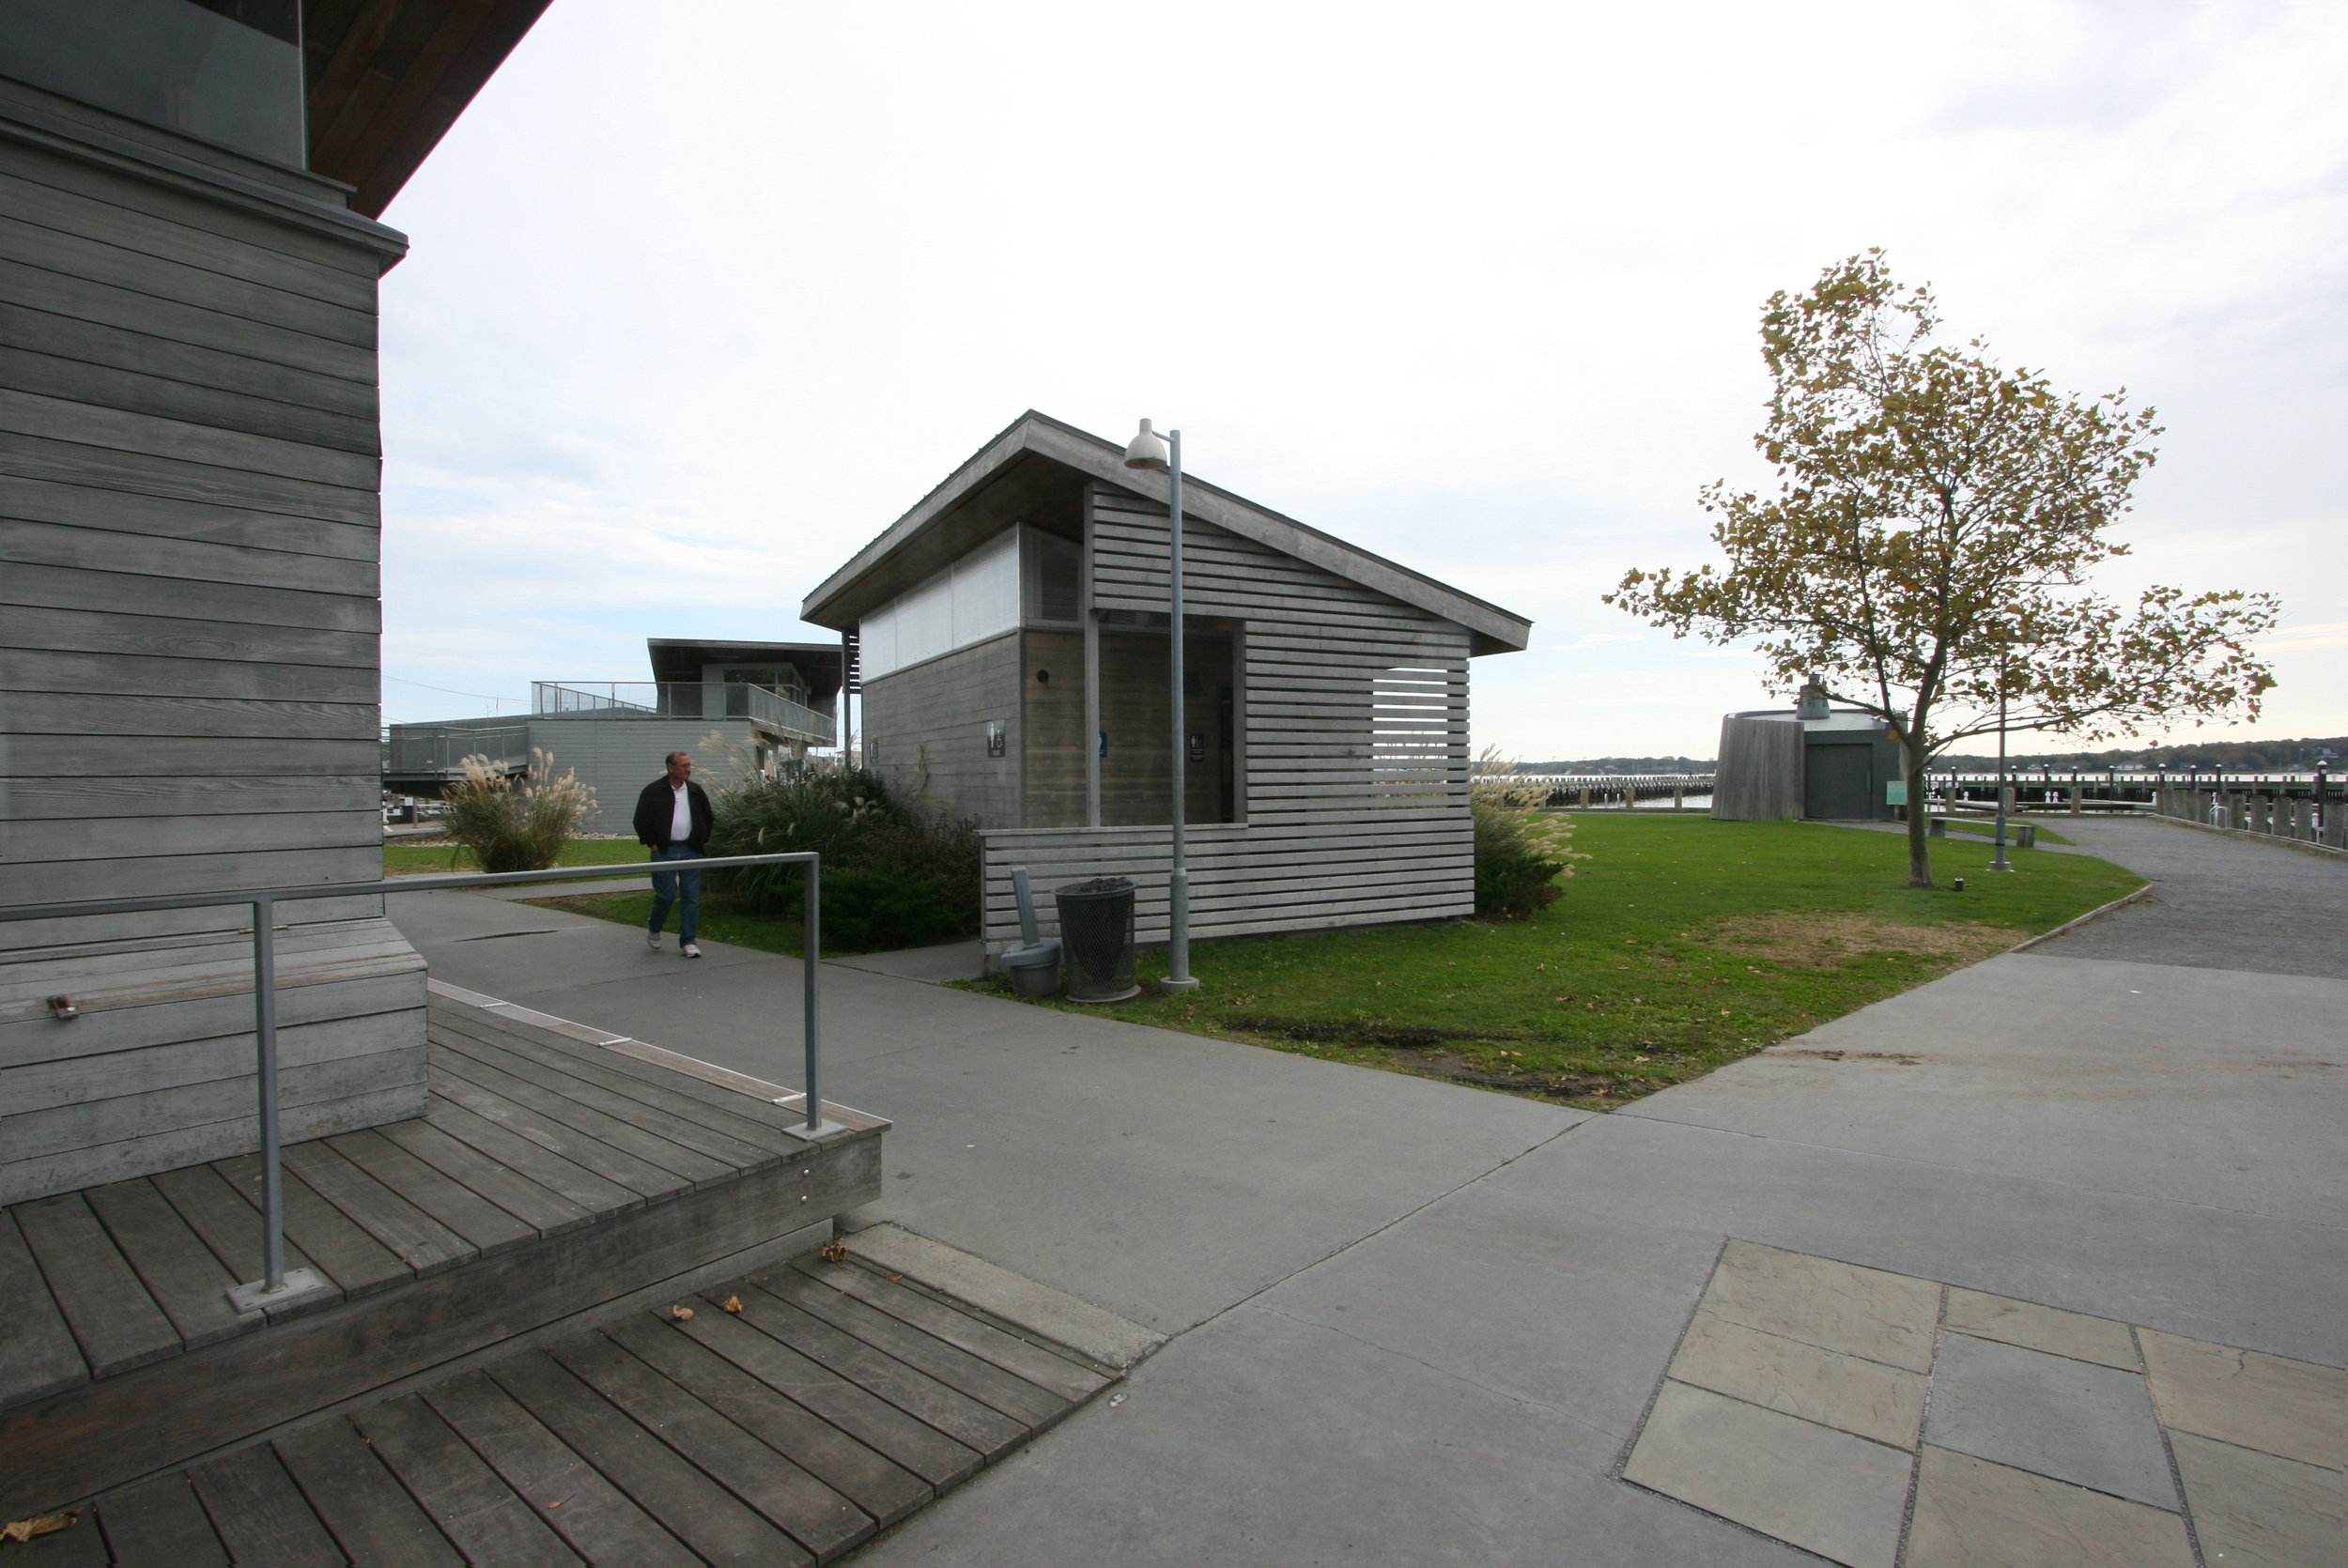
[1001,940,1061,996]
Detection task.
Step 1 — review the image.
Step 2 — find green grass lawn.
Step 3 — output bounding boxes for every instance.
[384,838,651,876]
[963,814,2140,1110]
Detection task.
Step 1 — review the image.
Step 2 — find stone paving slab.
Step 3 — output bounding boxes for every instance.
[1903,1444,2195,1568]
[1942,1287,2139,1371]
[1664,1310,1925,1449]
[1623,1241,2344,1564]
[2140,1328,2347,1469]
[1923,1333,2176,1509]
[1694,1240,1939,1373]
[2169,1430,2346,1568]
[1623,1380,1911,1568]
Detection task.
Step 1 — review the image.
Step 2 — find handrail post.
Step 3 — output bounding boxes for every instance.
[255,895,283,1294]
[803,855,822,1134]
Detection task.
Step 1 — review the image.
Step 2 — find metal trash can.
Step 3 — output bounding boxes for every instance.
[1055,877,1139,1002]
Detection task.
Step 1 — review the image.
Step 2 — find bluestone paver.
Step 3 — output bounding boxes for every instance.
[1904,1444,2195,1568]
[1942,1287,2139,1371]
[1923,1334,2177,1509]
[2168,1430,2346,1568]
[1693,1240,1939,1373]
[2139,1330,2347,1469]
[1666,1310,1926,1449]
[1625,1380,1910,1568]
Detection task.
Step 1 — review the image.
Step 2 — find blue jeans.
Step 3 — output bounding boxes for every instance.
[648,844,701,945]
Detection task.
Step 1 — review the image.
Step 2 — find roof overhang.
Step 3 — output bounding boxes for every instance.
[304,0,554,219]
[801,411,1532,656]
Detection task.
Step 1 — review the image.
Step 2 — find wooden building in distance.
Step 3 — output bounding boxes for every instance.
[801,413,1532,957]
[1712,684,1908,822]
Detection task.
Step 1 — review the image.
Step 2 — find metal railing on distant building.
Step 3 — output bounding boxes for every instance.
[530,682,834,746]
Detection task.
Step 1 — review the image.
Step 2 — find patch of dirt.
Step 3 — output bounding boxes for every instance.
[1700,914,2018,970]
[1222,1017,1523,1049]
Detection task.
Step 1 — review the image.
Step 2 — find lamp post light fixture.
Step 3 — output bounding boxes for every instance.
[1989,666,2015,873]
[1124,418,1200,992]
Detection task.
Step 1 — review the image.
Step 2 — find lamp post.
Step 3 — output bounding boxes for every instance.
[1123,418,1199,992]
[1989,665,2014,872]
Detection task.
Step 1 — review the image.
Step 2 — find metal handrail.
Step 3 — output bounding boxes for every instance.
[1,852,827,1312]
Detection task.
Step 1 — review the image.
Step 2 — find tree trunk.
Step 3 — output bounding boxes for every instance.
[1907,758,1934,886]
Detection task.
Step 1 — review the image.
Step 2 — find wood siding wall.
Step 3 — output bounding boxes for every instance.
[860,630,1022,824]
[979,483,1473,947]
[0,99,424,1203]
[1711,715,1804,821]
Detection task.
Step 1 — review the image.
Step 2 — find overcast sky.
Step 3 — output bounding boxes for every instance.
[375,0,2347,761]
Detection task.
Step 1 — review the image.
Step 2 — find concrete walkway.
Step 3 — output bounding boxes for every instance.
[386,817,2344,1565]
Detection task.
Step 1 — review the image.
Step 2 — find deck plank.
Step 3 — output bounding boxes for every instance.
[430,1017,792,1167]
[418,1096,646,1216]
[351,1394,583,1568]
[486,1349,811,1567]
[427,1004,818,1139]
[426,1068,689,1200]
[730,1279,1033,1455]
[794,1257,1109,1405]
[13,1191,180,1377]
[324,1127,538,1253]
[426,1002,823,1140]
[188,1442,347,1567]
[428,1054,736,1187]
[84,1177,261,1350]
[149,1163,339,1318]
[372,1116,596,1237]
[672,1305,983,1490]
[95,1472,227,1566]
[283,1140,475,1277]
[423,1370,699,1567]
[4,1512,105,1565]
[273,1417,465,1566]
[0,1209,92,1407]
[214,1153,411,1299]
[603,1311,933,1530]
[552,1330,873,1560]
[762,1268,1071,1428]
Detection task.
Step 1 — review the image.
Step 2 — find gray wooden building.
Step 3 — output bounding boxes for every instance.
[0,1,547,1204]
[1712,686,1908,822]
[384,638,843,827]
[801,412,1532,957]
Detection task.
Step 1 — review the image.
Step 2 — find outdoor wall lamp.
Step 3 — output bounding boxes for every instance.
[1124,417,1199,993]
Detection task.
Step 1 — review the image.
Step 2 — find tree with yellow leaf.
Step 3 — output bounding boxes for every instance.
[1608,252,2278,886]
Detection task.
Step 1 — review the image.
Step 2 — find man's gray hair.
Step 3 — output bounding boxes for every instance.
[666,750,691,767]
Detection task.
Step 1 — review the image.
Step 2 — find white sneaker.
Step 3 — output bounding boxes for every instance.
[647,930,662,951]
[681,942,703,960]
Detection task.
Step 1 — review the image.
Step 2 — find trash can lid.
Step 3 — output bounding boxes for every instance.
[1056,876,1135,898]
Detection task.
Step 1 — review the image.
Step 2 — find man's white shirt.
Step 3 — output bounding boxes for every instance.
[670,783,691,842]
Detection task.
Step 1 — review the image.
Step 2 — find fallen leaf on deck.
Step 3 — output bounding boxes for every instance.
[819,1240,848,1263]
[670,1304,693,1321]
[720,1296,742,1314]
[2,1514,76,1544]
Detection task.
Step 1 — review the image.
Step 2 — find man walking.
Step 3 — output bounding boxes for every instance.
[634,750,712,959]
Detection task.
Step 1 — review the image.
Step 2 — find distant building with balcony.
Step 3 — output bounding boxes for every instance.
[385,639,845,831]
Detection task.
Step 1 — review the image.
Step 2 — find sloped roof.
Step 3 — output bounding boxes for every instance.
[800,411,1532,655]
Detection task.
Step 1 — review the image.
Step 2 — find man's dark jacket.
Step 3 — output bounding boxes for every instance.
[634,776,713,852]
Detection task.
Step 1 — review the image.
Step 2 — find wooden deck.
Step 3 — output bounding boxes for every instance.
[7,1251,1118,1565]
[0,988,887,1519]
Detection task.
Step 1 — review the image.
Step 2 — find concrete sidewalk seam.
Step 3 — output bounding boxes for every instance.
[1611,1103,2348,1231]
[2010,884,2155,953]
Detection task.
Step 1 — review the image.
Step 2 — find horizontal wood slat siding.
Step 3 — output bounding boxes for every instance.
[974,483,1475,945]
[0,116,420,1200]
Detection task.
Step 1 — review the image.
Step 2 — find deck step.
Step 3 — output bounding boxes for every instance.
[0,992,887,1517]
[12,1252,1120,1565]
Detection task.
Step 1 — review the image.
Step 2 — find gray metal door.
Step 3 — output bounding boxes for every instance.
[1804,744,1874,819]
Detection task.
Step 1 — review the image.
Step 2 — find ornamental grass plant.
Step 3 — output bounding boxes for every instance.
[440,749,595,873]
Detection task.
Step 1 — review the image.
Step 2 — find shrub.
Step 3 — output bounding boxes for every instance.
[707,765,981,950]
[1474,799,1565,918]
[440,749,594,873]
